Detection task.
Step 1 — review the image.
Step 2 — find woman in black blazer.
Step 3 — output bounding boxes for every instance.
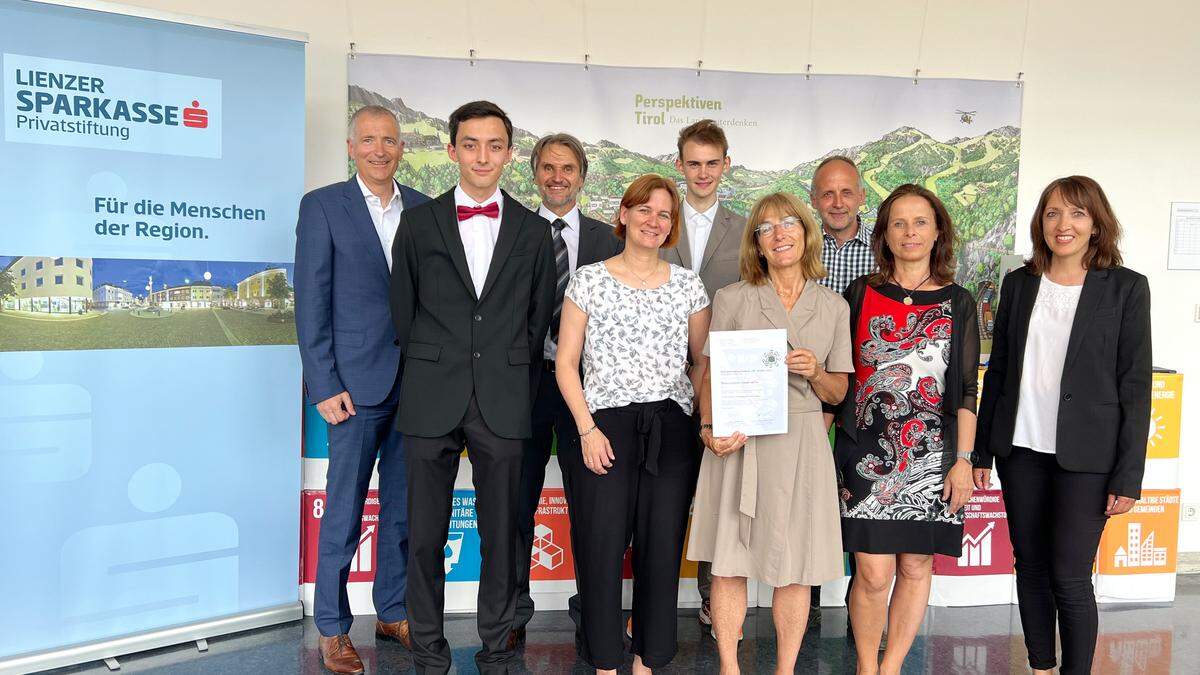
[974,175,1152,675]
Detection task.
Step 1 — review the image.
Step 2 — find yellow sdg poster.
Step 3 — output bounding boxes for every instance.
[1098,490,1180,576]
[1147,373,1182,459]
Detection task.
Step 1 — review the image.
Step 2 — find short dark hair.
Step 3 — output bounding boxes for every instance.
[869,183,958,286]
[1027,176,1123,274]
[677,119,728,158]
[448,100,513,147]
[531,133,588,178]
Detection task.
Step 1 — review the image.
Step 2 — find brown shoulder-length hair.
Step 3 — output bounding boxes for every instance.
[1027,175,1123,273]
[612,174,682,249]
[868,183,957,286]
[739,192,826,285]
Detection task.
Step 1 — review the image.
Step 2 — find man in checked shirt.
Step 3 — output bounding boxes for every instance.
[811,154,880,641]
[811,155,876,295]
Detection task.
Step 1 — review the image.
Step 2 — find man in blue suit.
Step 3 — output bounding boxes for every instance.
[295,104,430,675]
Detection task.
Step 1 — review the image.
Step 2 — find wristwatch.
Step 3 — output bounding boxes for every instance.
[956,450,973,463]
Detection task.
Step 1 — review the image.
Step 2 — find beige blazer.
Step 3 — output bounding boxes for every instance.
[661,202,746,299]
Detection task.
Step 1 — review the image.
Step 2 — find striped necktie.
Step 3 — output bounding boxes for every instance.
[549,218,570,343]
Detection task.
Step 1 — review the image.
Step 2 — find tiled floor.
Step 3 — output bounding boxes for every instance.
[47,576,1198,673]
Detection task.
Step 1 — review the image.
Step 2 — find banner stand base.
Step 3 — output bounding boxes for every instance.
[0,602,302,674]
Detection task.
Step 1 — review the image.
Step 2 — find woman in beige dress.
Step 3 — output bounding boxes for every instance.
[688,192,852,674]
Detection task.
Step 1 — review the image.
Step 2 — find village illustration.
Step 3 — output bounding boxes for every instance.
[0,255,296,351]
[349,84,1021,298]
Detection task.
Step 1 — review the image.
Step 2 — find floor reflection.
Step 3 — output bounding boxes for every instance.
[47,576,1198,673]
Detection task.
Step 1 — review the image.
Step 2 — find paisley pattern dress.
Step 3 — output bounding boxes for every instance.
[837,284,965,555]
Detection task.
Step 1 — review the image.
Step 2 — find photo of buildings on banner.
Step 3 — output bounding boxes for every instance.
[0,255,297,351]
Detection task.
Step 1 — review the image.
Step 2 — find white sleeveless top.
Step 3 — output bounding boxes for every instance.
[1012,277,1084,454]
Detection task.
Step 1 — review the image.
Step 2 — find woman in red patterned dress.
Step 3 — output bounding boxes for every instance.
[834,184,979,675]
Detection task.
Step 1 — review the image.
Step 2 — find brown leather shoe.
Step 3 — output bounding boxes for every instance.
[375,618,412,650]
[506,625,526,651]
[318,634,364,674]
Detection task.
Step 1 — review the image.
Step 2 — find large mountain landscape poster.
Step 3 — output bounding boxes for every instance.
[348,55,1022,297]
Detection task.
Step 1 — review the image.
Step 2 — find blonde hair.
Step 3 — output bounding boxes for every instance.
[739,193,827,284]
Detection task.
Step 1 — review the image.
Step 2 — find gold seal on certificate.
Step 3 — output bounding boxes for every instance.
[708,328,789,437]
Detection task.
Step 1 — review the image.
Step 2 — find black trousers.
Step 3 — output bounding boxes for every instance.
[405,395,524,675]
[567,400,701,670]
[514,365,583,631]
[996,445,1110,674]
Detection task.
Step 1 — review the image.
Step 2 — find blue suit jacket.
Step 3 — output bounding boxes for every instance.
[295,176,430,407]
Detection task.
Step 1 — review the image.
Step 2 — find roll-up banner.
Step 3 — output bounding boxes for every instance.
[0,0,305,670]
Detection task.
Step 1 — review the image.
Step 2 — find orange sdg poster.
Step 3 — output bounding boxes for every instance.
[1147,373,1182,459]
[1097,489,1180,575]
[529,488,575,581]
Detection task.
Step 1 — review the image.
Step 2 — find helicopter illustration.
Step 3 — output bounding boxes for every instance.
[956,109,977,124]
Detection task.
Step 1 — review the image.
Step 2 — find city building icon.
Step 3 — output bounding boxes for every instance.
[958,522,995,567]
[531,523,565,571]
[952,644,988,675]
[1113,522,1168,568]
[349,525,375,574]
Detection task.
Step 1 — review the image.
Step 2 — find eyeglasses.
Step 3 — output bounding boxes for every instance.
[754,217,801,238]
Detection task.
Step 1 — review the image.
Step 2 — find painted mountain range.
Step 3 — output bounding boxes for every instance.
[349,84,1019,293]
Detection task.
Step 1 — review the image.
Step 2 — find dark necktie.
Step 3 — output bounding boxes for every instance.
[549,219,570,343]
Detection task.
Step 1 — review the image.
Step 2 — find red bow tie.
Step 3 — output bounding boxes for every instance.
[457,202,499,221]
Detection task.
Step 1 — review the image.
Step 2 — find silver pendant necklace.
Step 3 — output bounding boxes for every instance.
[892,273,932,305]
[623,256,658,287]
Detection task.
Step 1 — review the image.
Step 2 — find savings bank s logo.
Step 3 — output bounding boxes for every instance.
[183,100,208,129]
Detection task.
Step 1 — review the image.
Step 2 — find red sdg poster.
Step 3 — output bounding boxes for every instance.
[301,489,381,584]
[529,488,575,581]
[933,490,1014,576]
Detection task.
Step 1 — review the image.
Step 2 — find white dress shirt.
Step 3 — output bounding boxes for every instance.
[356,174,404,269]
[538,204,581,359]
[454,184,503,297]
[682,199,719,273]
[1012,277,1084,454]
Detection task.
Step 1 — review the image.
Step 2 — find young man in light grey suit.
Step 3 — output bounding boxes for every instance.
[660,119,745,632]
[662,119,745,299]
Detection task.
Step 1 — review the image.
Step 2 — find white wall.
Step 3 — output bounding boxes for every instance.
[119,0,1200,548]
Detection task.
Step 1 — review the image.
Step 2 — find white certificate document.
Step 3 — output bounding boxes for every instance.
[709,329,788,437]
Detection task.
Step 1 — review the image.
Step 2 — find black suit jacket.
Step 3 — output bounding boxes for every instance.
[975,266,1152,498]
[538,211,621,388]
[576,212,624,269]
[390,189,556,439]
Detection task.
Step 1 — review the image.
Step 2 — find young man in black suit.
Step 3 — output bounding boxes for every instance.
[390,101,556,674]
[510,133,623,648]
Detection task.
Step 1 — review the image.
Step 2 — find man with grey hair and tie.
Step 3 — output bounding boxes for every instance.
[509,132,622,649]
